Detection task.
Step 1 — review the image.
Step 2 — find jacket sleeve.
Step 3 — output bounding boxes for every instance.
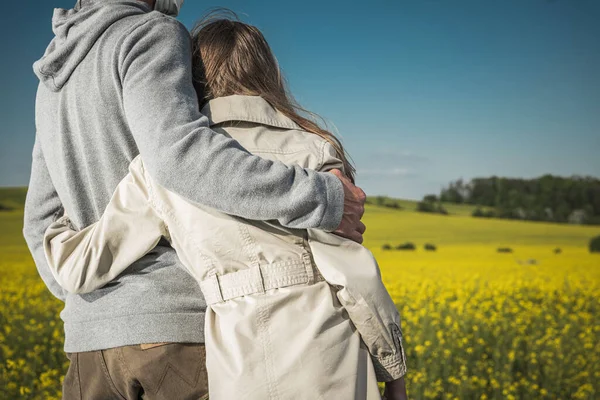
[23,135,67,301]
[118,16,343,232]
[308,143,408,382]
[42,157,167,294]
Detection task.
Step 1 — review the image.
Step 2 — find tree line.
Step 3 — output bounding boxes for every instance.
[433,175,600,225]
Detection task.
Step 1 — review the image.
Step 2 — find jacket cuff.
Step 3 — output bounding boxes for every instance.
[372,352,407,382]
[372,323,408,382]
[318,172,345,232]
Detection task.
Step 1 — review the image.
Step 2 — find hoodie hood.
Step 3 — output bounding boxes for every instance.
[33,0,151,91]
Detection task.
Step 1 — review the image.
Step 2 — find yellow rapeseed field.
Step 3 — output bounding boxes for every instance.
[366,204,600,400]
[1,209,66,399]
[1,198,599,399]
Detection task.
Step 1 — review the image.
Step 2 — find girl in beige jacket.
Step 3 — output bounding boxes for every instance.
[43,15,407,400]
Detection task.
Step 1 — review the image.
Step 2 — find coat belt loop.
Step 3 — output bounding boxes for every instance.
[208,272,223,303]
[302,252,315,285]
[253,264,266,294]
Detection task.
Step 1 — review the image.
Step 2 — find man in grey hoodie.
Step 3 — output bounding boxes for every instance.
[24,0,367,398]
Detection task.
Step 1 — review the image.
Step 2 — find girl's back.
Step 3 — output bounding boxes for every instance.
[141,95,384,398]
[149,94,344,282]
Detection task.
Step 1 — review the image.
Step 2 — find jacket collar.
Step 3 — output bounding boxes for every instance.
[201,95,301,130]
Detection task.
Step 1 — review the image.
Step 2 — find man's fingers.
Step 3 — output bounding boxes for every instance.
[333,228,364,244]
[345,229,363,244]
[357,221,366,234]
[329,168,345,180]
[329,168,367,241]
[357,203,365,218]
[353,232,364,244]
[357,187,367,202]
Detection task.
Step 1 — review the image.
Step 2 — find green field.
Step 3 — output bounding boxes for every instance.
[363,200,597,248]
[1,188,598,399]
[0,187,27,210]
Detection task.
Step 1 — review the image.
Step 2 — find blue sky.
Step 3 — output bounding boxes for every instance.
[0,0,598,199]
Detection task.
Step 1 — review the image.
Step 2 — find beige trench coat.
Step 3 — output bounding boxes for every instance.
[44,95,407,399]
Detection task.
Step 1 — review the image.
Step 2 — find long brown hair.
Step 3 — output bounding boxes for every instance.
[191,9,356,182]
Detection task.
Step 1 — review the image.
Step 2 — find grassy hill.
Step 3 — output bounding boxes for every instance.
[367,196,492,217]
[363,203,598,249]
[2,188,598,249]
[0,188,27,249]
[0,187,27,210]
[365,194,598,249]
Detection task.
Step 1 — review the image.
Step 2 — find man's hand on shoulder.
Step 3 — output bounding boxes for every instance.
[329,169,367,244]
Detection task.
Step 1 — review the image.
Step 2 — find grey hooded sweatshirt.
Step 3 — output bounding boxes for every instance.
[25,0,344,352]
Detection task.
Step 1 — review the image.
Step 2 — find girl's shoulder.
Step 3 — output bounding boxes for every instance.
[222,123,341,172]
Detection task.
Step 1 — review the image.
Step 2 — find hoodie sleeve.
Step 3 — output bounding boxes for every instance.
[118,15,344,231]
[23,135,66,301]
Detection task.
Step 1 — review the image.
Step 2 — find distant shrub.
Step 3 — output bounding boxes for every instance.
[473,207,495,218]
[423,194,438,203]
[424,243,437,251]
[396,242,416,251]
[472,207,484,217]
[417,201,436,213]
[417,201,448,215]
[368,196,403,211]
[590,236,600,253]
[554,248,562,254]
[518,258,538,265]
[497,247,513,253]
[0,203,13,212]
[496,207,517,219]
[382,244,392,251]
